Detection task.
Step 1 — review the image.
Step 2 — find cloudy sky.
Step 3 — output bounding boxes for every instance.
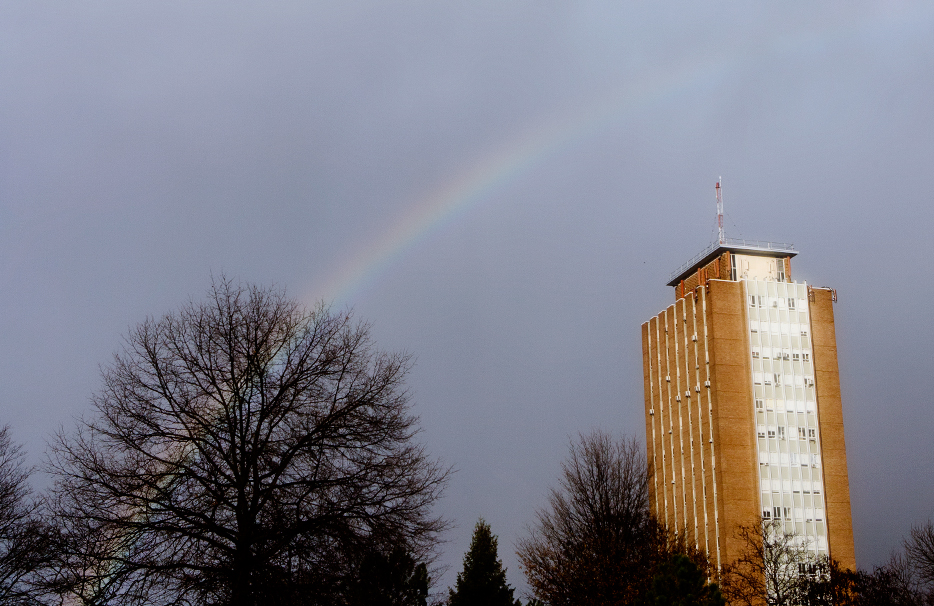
[2,0,933,594]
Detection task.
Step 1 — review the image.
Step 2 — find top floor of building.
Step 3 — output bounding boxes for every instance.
[668,238,797,301]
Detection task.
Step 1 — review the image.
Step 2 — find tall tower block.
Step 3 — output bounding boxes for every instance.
[641,240,855,572]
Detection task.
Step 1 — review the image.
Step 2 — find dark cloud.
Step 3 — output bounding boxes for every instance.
[1,0,933,593]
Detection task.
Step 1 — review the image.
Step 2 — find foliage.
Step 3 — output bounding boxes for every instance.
[792,557,861,606]
[449,519,520,606]
[46,278,449,606]
[636,553,724,606]
[342,545,429,606]
[517,431,669,606]
[796,554,934,606]
[849,554,929,606]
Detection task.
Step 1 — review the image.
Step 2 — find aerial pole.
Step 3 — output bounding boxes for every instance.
[715,177,724,245]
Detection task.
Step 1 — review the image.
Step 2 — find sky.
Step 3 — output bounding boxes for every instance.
[2,0,934,596]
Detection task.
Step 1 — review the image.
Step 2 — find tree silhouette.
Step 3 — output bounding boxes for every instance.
[517,431,667,606]
[638,553,724,606]
[47,278,448,606]
[0,425,53,605]
[343,545,429,606]
[449,519,520,606]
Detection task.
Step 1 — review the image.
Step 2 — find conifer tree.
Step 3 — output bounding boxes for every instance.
[449,519,521,606]
[344,546,429,606]
[638,553,725,606]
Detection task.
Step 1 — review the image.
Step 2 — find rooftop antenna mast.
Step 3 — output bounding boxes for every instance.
[715,177,724,245]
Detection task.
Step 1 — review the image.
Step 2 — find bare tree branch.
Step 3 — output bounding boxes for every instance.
[0,425,54,606]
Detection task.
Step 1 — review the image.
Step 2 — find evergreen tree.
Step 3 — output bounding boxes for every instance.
[449,519,521,606]
[344,546,429,606]
[638,553,725,606]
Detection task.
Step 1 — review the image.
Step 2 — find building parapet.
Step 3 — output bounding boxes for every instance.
[668,238,796,286]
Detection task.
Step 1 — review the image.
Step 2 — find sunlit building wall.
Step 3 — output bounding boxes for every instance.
[640,241,855,572]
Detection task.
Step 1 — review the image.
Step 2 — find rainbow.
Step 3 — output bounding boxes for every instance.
[309,0,912,307]
[306,67,710,307]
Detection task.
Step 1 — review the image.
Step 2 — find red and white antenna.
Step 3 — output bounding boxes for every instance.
[715,177,724,245]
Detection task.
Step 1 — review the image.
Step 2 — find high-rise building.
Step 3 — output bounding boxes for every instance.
[640,239,855,573]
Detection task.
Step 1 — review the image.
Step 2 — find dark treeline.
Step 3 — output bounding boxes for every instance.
[0,279,931,605]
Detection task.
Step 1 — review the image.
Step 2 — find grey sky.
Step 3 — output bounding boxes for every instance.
[2,1,933,595]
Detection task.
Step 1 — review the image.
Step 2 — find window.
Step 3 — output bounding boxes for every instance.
[777,426,785,439]
[767,428,776,439]
[801,329,808,337]
[808,428,817,439]
[798,427,807,439]
[788,297,796,310]
[749,295,757,307]
[763,509,772,519]
[755,398,764,409]
[758,428,766,438]
[752,350,760,359]
[802,352,810,362]
[773,506,782,519]
[792,353,800,362]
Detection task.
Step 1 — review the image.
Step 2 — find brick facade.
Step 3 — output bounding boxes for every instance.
[645,246,855,579]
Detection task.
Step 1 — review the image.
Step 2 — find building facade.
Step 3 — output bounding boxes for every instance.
[640,240,855,573]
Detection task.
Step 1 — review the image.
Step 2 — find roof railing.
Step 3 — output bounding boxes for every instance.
[668,238,795,282]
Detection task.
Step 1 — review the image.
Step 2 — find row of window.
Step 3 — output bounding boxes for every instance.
[750,323,809,337]
[744,278,807,299]
[756,394,818,415]
[752,349,810,362]
[759,451,821,467]
[754,373,814,388]
[763,507,824,522]
[762,505,824,522]
[749,295,802,310]
[760,480,822,495]
[750,335,809,353]
[756,426,818,440]
[756,409,818,424]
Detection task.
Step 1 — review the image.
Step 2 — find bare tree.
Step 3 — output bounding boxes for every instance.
[0,425,53,605]
[852,554,926,606]
[47,279,448,606]
[720,519,816,606]
[517,431,669,606]
[907,521,934,592]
